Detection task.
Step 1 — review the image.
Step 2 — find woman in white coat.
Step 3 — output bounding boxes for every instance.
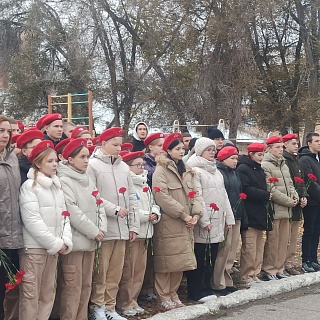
[186,138,234,301]
[19,140,73,320]
[57,138,108,320]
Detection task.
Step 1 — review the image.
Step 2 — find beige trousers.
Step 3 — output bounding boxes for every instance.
[19,251,58,320]
[262,218,290,275]
[154,272,183,302]
[213,222,240,290]
[285,221,300,269]
[240,228,265,283]
[90,240,126,311]
[117,239,147,310]
[59,251,95,320]
[140,241,155,295]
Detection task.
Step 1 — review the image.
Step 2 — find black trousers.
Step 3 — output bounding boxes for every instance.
[0,249,20,319]
[186,242,219,301]
[302,205,320,263]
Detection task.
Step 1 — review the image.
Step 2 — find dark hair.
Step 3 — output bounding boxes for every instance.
[69,146,88,159]
[306,132,319,145]
[8,117,17,125]
[189,138,198,151]
[167,139,186,177]
[182,132,191,138]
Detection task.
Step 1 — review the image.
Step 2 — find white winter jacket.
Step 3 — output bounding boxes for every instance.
[19,168,73,255]
[187,154,235,243]
[87,148,140,240]
[57,162,108,251]
[131,170,161,239]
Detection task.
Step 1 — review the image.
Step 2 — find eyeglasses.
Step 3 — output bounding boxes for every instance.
[129,163,145,169]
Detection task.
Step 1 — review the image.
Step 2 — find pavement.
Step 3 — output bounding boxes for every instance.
[145,272,320,320]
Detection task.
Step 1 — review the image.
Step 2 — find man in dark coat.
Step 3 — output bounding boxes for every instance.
[298,132,320,273]
[282,134,307,275]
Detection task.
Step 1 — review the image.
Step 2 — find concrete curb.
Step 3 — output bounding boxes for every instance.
[146,272,320,320]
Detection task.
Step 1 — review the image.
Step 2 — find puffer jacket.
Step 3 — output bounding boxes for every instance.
[152,155,203,273]
[283,149,307,220]
[87,147,140,240]
[57,162,108,251]
[187,154,235,244]
[131,170,161,239]
[261,152,298,219]
[144,153,156,187]
[237,155,273,231]
[216,161,248,225]
[0,148,23,249]
[19,168,73,255]
[298,146,320,206]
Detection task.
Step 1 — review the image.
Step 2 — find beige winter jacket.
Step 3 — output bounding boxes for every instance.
[130,170,161,239]
[262,152,298,219]
[152,155,202,273]
[57,162,108,251]
[187,155,235,244]
[87,148,140,240]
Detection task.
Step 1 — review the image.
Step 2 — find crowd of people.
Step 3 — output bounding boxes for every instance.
[1,113,320,320]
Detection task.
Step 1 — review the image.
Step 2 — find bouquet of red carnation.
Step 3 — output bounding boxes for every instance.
[306,173,317,191]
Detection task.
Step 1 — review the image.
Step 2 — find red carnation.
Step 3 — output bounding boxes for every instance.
[15,278,21,285]
[16,270,25,279]
[91,190,99,197]
[187,191,197,199]
[119,187,127,194]
[308,173,317,182]
[239,193,247,200]
[294,177,304,184]
[96,199,103,205]
[210,203,219,211]
[62,211,70,217]
[268,177,279,183]
[153,186,161,193]
[143,187,149,193]
[5,283,15,291]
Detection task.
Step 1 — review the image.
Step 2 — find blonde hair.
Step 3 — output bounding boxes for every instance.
[31,148,56,187]
[77,130,90,138]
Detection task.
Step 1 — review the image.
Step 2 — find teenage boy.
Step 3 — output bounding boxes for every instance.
[298,132,320,272]
[40,113,64,146]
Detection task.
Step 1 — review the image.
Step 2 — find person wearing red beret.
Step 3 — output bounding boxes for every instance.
[121,142,133,152]
[42,113,64,146]
[282,134,307,275]
[55,138,71,161]
[56,138,107,320]
[17,121,24,133]
[0,115,22,320]
[16,129,44,185]
[92,137,101,146]
[87,127,139,320]
[117,152,161,316]
[19,140,72,320]
[151,133,202,310]
[71,126,93,146]
[212,146,247,295]
[131,122,149,152]
[237,143,273,285]
[260,136,299,281]
[36,115,48,131]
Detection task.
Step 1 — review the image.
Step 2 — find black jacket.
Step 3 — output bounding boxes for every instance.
[18,155,31,186]
[237,155,273,231]
[132,137,146,152]
[283,150,307,220]
[216,161,248,228]
[298,146,320,206]
[43,134,62,147]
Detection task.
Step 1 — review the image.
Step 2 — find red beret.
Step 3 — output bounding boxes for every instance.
[92,137,100,145]
[16,130,44,149]
[36,115,48,130]
[122,151,145,163]
[282,133,299,143]
[99,127,124,142]
[266,135,282,145]
[119,150,129,158]
[163,132,183,152]
[29,140,55,163]
[217,146,239,161]
[247,143,266,153]
[144,132,165,147]
[55,138,71,154]
[17,121,24,133]
[41,113,63,127]
[11,134,21,144]
[121,142,133,151]
[88,145,96,155]
[62,138,87,159]
[71,126,88,139]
